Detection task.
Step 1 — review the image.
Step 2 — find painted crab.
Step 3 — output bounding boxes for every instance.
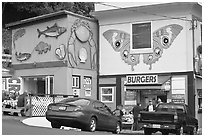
[67,19,96,69]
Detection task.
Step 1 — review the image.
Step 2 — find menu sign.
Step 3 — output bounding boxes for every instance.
[132,22,151,49]
[126,75,158,85]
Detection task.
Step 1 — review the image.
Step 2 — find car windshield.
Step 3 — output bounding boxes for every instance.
[59,98,90,106]
[156,104,184,113]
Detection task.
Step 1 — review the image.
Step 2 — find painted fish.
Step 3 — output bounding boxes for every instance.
[35,41,51,54]
[13,29,26,49]
[37,23,67,38]
[15,52,31,62]
[13,29,26,42]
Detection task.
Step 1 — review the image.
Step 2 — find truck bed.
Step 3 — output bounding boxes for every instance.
[140,111,176,123]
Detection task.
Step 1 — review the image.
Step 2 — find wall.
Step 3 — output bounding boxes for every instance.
[10,12,98,99]
[100,19,190,75]
[12,17,69,64]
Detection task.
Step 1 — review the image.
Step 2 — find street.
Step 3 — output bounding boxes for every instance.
[2,115,202,135]
[2,115,113,135]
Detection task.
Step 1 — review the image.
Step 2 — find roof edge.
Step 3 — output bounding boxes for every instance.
[5,10,97,29]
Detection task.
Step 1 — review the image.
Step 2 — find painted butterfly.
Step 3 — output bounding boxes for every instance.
[103,24,183,70]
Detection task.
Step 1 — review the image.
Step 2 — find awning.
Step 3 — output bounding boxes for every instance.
[125,76,171,90]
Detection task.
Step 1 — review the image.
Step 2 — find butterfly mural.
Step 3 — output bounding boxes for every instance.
[103,24,183,70]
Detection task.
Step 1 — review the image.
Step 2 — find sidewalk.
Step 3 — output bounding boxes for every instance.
[22,117,51,128]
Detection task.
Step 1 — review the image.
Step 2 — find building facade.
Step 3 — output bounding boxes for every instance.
[93,2,202,127]
[5,10,99,99]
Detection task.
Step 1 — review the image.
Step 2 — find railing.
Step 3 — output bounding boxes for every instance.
[29,94,78,117]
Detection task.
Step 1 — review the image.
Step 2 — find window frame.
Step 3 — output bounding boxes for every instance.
[72,75,80,89]
[100,87,114,103]
[130,21,153,54]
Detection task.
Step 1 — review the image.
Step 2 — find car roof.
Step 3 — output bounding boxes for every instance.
[159,102,186,106]
[61,97,100,102]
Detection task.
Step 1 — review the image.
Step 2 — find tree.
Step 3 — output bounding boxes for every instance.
[2,2,95,54]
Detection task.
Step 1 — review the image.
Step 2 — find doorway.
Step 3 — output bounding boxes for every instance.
[157,95,167,103]
[37,79,45,95]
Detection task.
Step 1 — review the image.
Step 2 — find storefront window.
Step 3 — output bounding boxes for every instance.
[101,87,114,103]
[171,77,186,103]
[84,76,92,96]
[24,76,53,95]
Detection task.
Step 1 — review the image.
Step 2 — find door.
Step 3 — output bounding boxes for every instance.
[37,79,45,95]
[103,105,117,130]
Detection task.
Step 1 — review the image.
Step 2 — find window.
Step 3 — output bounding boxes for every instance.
[59,98,90,106]
[131,22,152,53]
[93,101,104,109]
[197,89,202,109]
[171,77,186,94]
[46,76,54,94]
[72,75,80,89]
[101,87,114,103]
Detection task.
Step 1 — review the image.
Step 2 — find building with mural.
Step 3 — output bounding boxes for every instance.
[5,10,98,99]
[92,2,202,127]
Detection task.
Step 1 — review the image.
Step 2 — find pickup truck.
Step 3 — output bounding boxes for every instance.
[138,103,198,135]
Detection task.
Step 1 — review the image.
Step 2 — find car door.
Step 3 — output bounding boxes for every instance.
[103,105,118,130]
[185,105,197,129]
[93,101,109,130]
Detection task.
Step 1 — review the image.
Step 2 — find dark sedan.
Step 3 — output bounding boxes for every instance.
[46,97,121,134]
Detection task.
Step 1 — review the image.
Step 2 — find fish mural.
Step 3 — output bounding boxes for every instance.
[55,44,66,60]
[103,24,183,70]
[35,41,51,54]
[37,23,67,38]
[15,52,31,62]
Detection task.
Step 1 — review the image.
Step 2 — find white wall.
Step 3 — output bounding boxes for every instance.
[100,19,191,75]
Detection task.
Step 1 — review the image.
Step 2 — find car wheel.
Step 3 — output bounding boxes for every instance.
[176,126,184,135]
[88,117,96,132]
[113,122,121,134]
[162,131,169,135]
[144,128,152,135]
[190,126,197,135]
[51,122,61,128]
[3,111,9,115]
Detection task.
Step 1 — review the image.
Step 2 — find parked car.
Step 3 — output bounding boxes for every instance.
[46,97,122,134]
[138,102,198,135]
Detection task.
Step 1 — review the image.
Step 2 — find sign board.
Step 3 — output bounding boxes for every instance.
[126,75,158,85]
[7,77,23,94]
[73,89,80,96]
[172,99,185,104]
[85,90,91,96]
[84,77,92,90]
